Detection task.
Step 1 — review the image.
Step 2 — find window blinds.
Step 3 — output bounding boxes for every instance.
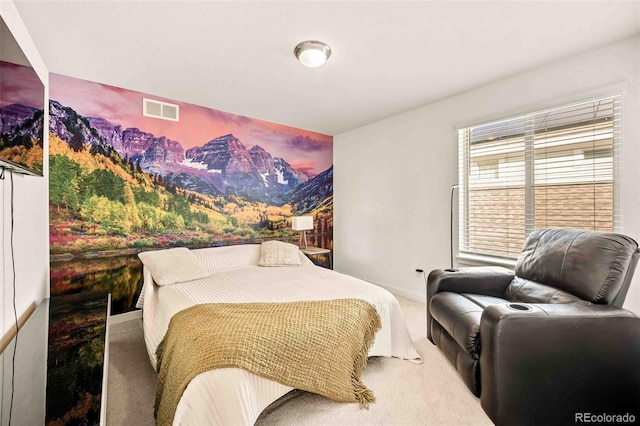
[458,95,620,260]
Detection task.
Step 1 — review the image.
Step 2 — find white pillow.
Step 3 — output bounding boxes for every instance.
[138,247,210,286]
[258,240,302,267]
[192,244,262,273]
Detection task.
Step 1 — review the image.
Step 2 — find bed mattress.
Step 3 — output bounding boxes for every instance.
[136,244,421,425]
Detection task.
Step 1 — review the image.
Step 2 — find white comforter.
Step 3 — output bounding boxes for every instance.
[136,244,421,425]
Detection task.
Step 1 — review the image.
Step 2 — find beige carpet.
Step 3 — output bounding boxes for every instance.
[106,296,493,425]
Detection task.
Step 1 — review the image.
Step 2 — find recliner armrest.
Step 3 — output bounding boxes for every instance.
[426,266,514,343]
[480,303,640,426]
[427,266,514,298]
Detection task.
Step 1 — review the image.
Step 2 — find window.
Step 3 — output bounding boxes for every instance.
[458,95,620,260]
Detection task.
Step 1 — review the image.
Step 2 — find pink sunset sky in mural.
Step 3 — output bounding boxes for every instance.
[50,73,332,177]
[0,61,43,108]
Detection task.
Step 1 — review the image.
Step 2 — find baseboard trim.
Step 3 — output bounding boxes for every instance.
[348,274,425,303]
[109,309,142,325]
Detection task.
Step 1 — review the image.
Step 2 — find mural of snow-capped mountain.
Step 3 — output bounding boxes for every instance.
[0,60,45,175]
[0,77,44,175]
[0,103,44,146]
[1,103,39,133]
[48,72,333,264]
[290,165,333,214]
[49,99,329,204]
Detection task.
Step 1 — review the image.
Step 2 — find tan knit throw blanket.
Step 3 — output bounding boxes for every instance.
[154,299,382,426]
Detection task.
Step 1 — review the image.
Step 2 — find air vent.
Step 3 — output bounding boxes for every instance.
[143,98,179,121]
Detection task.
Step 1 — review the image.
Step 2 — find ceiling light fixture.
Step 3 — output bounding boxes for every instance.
[294,40,331,68]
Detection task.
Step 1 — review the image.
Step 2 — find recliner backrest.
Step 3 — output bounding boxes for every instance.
[508,228,640,306]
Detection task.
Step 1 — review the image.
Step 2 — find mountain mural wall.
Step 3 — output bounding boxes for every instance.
[50,100,318,204]
[48,73,333,314]
[0,60,45,175]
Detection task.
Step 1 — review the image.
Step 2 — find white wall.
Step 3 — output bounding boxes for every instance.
[0,0,49,340]
[334,36,640,315]
[1,299,48,425]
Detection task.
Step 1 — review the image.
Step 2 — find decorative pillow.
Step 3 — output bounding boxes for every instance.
[138,247,210,286]
[258,240,302,267]
[192,244,262,273]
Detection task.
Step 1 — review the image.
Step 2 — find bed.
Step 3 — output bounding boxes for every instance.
[136,243,421,425]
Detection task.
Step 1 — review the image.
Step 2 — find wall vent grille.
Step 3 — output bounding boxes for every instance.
[143,98,179,121]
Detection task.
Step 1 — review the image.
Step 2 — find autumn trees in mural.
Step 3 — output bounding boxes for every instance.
[49,130,332,255]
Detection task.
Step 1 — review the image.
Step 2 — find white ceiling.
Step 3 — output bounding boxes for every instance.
[13,1,640,136]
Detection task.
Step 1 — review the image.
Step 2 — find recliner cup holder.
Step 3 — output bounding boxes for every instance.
[507,303,532,311]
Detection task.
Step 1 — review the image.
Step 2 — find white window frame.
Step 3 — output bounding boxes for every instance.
[458,95,621,263]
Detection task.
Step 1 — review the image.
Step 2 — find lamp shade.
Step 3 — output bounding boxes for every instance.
[291,216,313,231]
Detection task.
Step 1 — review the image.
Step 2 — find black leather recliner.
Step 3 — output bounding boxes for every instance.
[427,228,640,425]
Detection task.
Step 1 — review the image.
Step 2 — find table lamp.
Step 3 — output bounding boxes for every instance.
[291,216,313,249]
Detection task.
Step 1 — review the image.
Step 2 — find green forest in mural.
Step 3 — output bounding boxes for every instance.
[49,132,332,257]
